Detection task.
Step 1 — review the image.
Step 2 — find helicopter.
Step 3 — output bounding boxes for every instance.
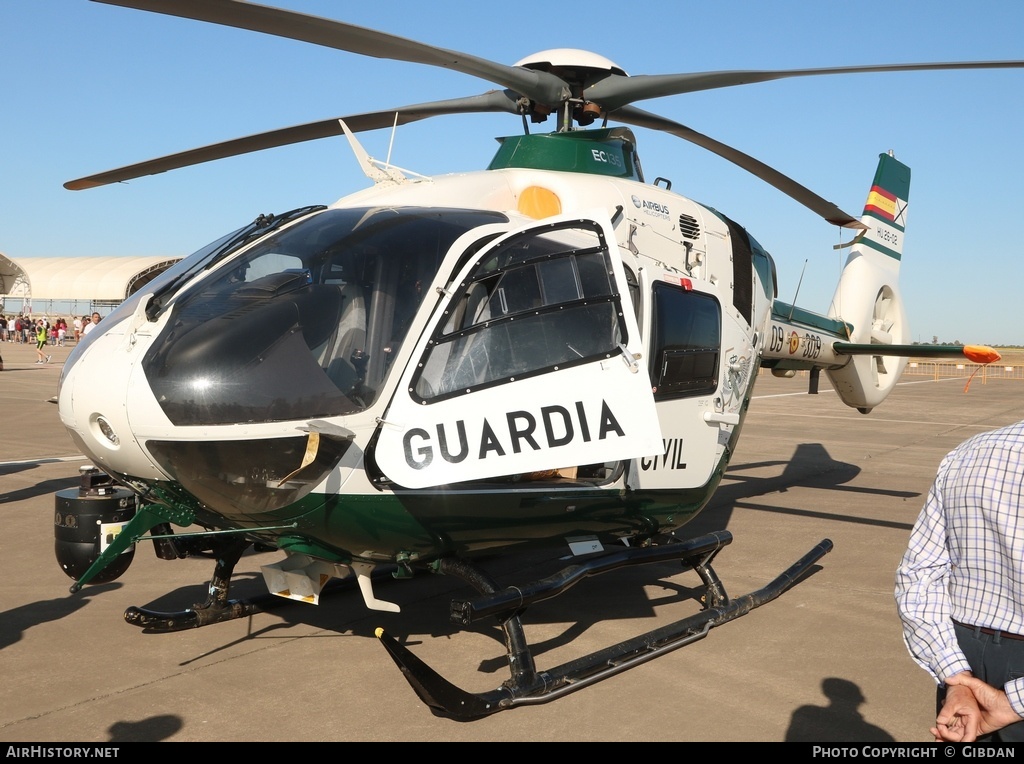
[53,0,1016,721]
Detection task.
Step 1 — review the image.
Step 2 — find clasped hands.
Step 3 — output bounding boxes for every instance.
[932,672,1023,742]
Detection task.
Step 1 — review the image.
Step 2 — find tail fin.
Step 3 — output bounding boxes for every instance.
[825,152,911,412]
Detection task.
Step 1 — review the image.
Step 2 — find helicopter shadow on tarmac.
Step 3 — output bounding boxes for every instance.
[0,465,78,505]
[689,441,920,536]
[0,582,122,651]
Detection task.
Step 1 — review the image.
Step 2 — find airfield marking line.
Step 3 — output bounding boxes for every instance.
[0,455,89,467]
[753,390,836,400]
[747,412,996,429]
[753,376,963,400]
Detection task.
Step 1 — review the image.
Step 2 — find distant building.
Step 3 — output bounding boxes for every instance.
[0,254,181,318]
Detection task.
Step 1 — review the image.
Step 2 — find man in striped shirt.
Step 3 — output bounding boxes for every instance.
[895,420,1024,742]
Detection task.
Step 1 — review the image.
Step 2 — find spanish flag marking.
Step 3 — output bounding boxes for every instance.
[865,186,897,220]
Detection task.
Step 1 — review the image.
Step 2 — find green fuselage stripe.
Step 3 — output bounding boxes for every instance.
[860,235,901,261]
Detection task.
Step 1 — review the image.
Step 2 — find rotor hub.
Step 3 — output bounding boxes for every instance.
[514,49,627,126]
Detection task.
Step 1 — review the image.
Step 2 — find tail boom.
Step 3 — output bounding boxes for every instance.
[761,152,1000,410]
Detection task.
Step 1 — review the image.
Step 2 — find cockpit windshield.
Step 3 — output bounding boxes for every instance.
[142,206,510,426]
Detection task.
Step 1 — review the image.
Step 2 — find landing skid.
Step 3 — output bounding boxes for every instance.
[119,527,830,721]
[376,531,832,720]
[121,535,377,632]
[123,536,269,631]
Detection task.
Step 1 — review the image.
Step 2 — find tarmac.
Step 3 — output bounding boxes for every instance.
[2,337,1023,743]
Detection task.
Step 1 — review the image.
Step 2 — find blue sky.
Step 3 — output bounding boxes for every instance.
[3,0,1022,345]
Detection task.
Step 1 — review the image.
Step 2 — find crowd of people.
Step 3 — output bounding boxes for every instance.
[0,312,103,349]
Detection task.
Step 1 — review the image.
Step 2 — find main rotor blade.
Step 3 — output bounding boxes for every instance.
[64,91,521,190]
[610,105,863,229]
[95,0,570,106]
[587,61,1024,111]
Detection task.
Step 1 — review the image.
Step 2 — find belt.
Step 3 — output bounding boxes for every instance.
[953,620,1024,641]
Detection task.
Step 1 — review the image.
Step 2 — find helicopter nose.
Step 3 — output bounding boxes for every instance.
[58,319,168,482]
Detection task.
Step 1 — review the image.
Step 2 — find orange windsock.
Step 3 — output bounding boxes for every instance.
[963,345,1001,364]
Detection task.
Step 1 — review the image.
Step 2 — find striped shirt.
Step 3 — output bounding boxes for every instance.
[895,419,1024,716]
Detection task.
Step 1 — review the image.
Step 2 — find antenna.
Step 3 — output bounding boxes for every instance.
[787,259,808,320]
[337,119,422,185]
[385,113,399,168]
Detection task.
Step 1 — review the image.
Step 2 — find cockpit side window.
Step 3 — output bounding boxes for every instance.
[412,220,626,402]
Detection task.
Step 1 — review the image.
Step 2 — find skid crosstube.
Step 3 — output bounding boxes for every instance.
[376,532,833,720]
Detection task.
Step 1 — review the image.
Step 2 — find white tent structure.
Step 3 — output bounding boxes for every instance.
[0,254,180,317]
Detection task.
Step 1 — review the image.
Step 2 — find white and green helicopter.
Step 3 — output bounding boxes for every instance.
[56,0,1012,719]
